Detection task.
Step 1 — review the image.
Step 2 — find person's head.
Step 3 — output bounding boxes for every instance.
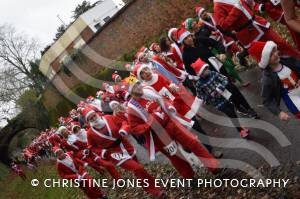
[72,125,81,134]
[268,47,280,67]
[168,28,178,43]
[195,6,207,19]
[140,66,153,81]
[183,34,194,47]
[177,28,193,46]
[55,149,66,160]
[130,81,144,98]
[200,10,209,20]
[248,41,279,69]
[149,43,161,54]
[56,126,70,139]
[159,37,171,52]
[201,67,210,78]
[191,58,210,78]
[112,72,121,83]
[136,47,151,63]
[88,112,106,129]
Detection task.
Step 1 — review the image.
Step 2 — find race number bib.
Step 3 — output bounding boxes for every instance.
[163,141,178,156]
[111,152,130,161]
[159,87,175,101]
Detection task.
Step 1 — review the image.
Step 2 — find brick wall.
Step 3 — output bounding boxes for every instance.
[43,0,208,111]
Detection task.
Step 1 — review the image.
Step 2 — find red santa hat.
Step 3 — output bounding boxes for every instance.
[133,63,151,80]
[53,146,63,154]
[109,100,120,110]
[149,43,159,52]
[195,6,205,18]
[176,28,191,44]
[56,126,68,135]
[112,71,121,82]
[248,41,277,69]
[135,46,148,60]
[86,96,95,103]
[96,90,104,98]
[82,107,95,121]
[191,58,209,76]
[168,28,178,42]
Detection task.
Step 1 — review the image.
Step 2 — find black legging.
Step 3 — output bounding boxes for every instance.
[219,102,243,133]
[226,83,252,112]
[191,116,212,153]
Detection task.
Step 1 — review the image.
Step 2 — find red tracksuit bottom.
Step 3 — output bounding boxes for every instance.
[118,159,162,196]
[93,158,121,180]
[155,118,219,174]
[261,28,300,59]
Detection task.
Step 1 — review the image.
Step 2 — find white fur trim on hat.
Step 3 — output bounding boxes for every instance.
[56,126,67,135]
[168,28,177,41]
[109,100,119,109]
[137,64,150,80]
[178,31,191,43]
[85,110,95,121]
[197,8,205,17]
[198,64,209,76]
[259,41,277,69]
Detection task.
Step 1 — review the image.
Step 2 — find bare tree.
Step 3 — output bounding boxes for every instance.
[0,24,47,121]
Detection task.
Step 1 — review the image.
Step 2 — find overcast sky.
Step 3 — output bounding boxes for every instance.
[0,0,99,47]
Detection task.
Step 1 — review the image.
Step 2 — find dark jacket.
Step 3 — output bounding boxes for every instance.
[182,36,224,76]
[261,57,300,115]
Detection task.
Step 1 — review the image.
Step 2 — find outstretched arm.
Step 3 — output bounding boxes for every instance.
[282,0,300,33]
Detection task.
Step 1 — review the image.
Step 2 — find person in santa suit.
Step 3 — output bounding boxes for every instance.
[281,0,300,33]
[11,162,26,180]
[136,46,187,84]
[69,122,121,180]
[184,16,250,87]
[55,147,107,199]
[194,7,240,54]
[213,0,300,59]
[82,107,165,198]
[192,58,258,138]
[254,0,300,50]
[132,63,223,157]
[127,81,221,176]
[159,36,185,71]
[195,6,251,69]
[248,41,300,120]
[179,28,233,82]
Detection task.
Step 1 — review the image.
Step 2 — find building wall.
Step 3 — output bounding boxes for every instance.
[42,0,208,112]
[80,0,123,32]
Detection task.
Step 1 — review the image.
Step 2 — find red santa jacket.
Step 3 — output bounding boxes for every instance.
[86,114,134,166]
[200,13,236,48]
[167,43,185,70]
[56,152,87,179]
[152,55,187,82]
[214,0,270,48]
[143,73,202,120]
[127,87,181,160]
[254,0,284,22]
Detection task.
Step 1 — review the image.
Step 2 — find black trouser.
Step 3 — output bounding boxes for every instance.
[191,116,212,153]
[226,83,251,112]
[183,78,196,96]
[219,102,243,133]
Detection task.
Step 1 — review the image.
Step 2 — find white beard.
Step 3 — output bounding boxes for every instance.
[90,117,106,129]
